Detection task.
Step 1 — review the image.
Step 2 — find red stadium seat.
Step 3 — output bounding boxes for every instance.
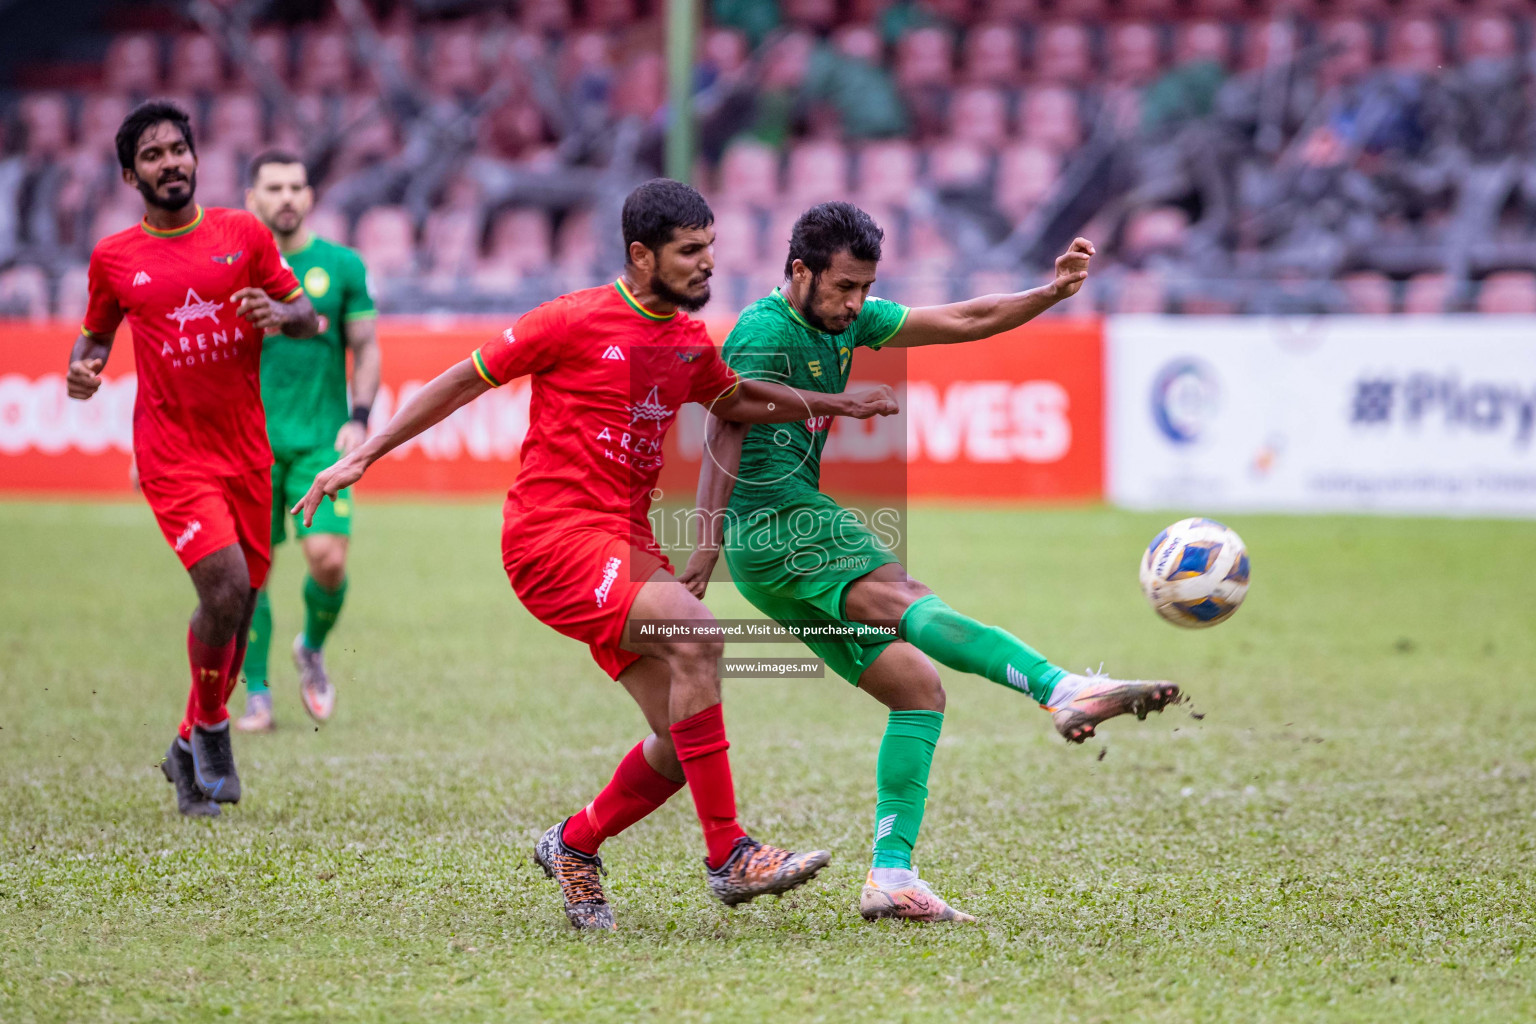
[832,24,883,65]
[1241,20,1300,73]
[1017,87,1082,154]
[1387,17,1446,73]
[1320,19,1377,88]
[1033,23,1091,87]
[245,30,290,86]
[710,205,763,273]
[427,27,486,95]
[19,93,70,159]
[297,30,354,93]
[1053,0,1109,20]
[305,207,348,247]
[104,34,161,94]
[1175,21,1233,70]
[785,0,838,34]
[613,53,666,120]
[857,140,919,208]
[555,208,599,275]
[1459,14,1518,62]
[423,209,483,277]
[354,206,417,279]
[1108,22,1163,87]
[703,28,750,76]
[927,141,990,189]
[996,143,1061,221]
[0,265,50,322]
[786,140,849,206]
[586,0,638,29]
[1402,272,1452,314]
[981,0,1041,18]
[208,93,266,154]
[1476,271,1536,314]
[55,264,90,323]
[896,27,955,91]
[170,33,227,93]
[963,23,1022,87]
[1339,271,1395,314]
[719,142,781,208]
[193,144,242,209]
[489,208,555,273]
[520,0,572,34]
[1110,269,1170,313]
[1123,206,1190,261]
[949,86,1010,150]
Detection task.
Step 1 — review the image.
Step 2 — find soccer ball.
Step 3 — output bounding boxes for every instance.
[1139,517,1250,628]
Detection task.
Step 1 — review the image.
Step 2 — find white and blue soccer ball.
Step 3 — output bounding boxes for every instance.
[1139,517,1250,628]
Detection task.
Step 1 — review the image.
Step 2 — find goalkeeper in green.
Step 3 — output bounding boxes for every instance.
[235,151,379,731]
[684,203,1180,923]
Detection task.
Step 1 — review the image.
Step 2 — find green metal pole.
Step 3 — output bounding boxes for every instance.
[665,0,697,183]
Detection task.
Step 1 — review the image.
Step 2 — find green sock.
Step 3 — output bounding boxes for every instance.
[302,574,348,651]
[243,589,272,695]
[899,594,1067,704]
[872,709,945,870]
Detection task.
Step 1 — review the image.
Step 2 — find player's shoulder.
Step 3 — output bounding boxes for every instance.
[204,206,263,233]
[309,234,366,266]
[89,222,144,261]
[727,291,792,340]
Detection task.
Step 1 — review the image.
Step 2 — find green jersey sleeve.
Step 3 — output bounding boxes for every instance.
[853,296,909,350]
[339,247,376,322]
[722,311,797,383]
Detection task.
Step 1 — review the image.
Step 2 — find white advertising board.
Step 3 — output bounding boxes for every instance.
[1107,316,1536,517]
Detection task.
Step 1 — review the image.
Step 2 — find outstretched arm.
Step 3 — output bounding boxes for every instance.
[678,413,748,600]
[707,377,898,424]
[292,358,489,525]
[885,238,1095,348]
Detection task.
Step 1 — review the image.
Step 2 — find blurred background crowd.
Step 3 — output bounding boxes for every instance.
[2,0,1535,318]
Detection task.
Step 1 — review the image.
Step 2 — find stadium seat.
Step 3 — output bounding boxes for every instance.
[297,30,354,93]
[710,205,762,273]
[949,86,1010,151]
[1475,271,1536,314]
[1033,23,1091,87]
[996,143,1060,221]
[520,0,571,34]
[353,206,417,279]
[1017,87,1082,154]
[832,24,883,65]
[555,208,599,276]
[1387,17,1446,73]
[1110,269,1170,313]
[1338,271,1396,314]
[719,141,781,208]
[1459,14,1518,62]
[90,196,144,243]
[1402,271,1452,314]
[784,0,838,34]
[305,207,348,247]
[586,0,638,30]
[613,53,666,120]
[489,208,555,273]
[857,140,919,208]
[1175,21,1233,70]
[1123,206,1190,261]
[423,209,483,277]
[983,0,1041,18]
[170,33,227,93]
[246,30,290,85]
[54,264,89,322]
[193,145,242,209]
[1107,22,1163,87]
[786,140,849,206]
[427,27,485,96]
[1240,19,1299,72]
[208,93,266,154]
[963,23,1023,87]
[0,265,51,321]
[703,27,749,77]
[78,93,129,150]
[1320,20,1377,88]
[927,141,990,190]
[896,27,955,91]
[1188,0,1250,17]
[19,93,70,159]
[103,34,161,94]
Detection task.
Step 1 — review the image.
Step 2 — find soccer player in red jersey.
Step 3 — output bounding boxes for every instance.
[295,179,897,929]
[66,102,319,818]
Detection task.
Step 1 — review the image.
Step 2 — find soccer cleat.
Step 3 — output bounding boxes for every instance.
[532,821,616,930]
[1042,670,1181,744]
[160,738,220,818]
[860,871,976,923]
[293,634,335,723]
[234,691,274,733]
[188,723,241,803]
[704,837,831,907]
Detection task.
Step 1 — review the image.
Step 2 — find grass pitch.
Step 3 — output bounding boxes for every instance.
[2,500,1534,1023]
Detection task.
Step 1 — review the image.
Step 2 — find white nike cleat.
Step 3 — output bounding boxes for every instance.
[1042,670,1180,743]
[860,870,976,923]
[293,634,335,723]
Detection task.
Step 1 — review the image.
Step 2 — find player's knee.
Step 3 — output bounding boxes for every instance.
[664,637,724,675]
[309,554,346,590]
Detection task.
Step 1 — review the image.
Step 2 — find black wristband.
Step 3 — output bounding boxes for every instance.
[350,405,371,427]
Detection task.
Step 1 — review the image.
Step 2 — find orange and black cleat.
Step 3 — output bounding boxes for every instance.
[1042,671,1181,744]
[533,822,616,930]
[705,836,831,907]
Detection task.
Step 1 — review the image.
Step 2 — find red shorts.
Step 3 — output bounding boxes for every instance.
[503,514,672,681]
[139,466,272,588]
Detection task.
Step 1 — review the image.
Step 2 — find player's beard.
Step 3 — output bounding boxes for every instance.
[138,170,197,212]
[650,270,711,313]
[799,275,857,335]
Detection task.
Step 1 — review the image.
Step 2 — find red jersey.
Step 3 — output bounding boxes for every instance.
[472,279,739,530]
[82,205,303,482]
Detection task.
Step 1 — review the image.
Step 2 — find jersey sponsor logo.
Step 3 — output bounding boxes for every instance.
[165,289,225,330]
[594,555,622,607]
[805,414,834,433]
[304,266,331,298]
[602,345,625,361]
[628,385,673,424]
[210,250,243,266]
[132,271,152,286]
[173,519,203,552]
[677,350,700,363]
[839,346,851,373]
[807,359,823,378]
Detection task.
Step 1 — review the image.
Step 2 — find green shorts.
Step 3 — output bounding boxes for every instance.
[723,492,900,685]
[271,445,353,544]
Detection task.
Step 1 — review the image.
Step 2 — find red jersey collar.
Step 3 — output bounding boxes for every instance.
[140,205,205,238]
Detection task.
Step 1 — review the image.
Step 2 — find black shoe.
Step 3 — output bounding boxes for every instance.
[189,723,241,803]
[161,738,220,818]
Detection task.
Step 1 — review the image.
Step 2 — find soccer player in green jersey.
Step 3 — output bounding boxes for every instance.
[234,151,380,731]
[685,202,1181,923]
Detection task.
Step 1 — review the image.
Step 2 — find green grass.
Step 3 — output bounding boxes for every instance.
[2,500,1534,1023]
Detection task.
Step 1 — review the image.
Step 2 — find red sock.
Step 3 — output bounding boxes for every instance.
[669,703,748,869]
[179,627,235,740]
[561,741,684,855]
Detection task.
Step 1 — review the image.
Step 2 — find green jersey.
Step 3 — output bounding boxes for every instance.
[721,288,908,515]
[261,234,375,452]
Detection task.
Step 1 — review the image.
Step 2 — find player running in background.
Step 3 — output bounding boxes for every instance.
[686,202,1180,923]
[67,101,319,818]
[293,180,899,930]
[234,151,380,732]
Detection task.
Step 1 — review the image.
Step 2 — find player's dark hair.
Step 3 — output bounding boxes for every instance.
[784,201,884,279]
[115,100,195,171]
[248,149,308,186]
[621,178,714,261]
